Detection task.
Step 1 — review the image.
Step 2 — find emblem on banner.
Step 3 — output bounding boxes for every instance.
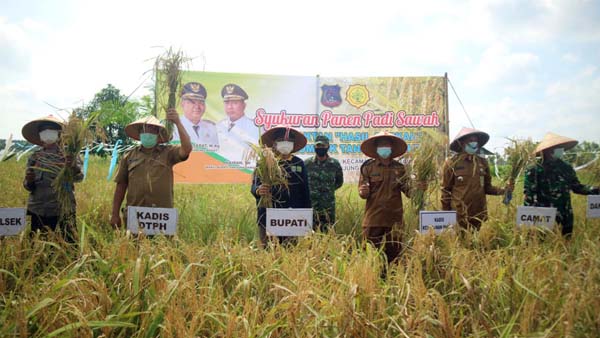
[345,84,370,109]
[320,84,342,108]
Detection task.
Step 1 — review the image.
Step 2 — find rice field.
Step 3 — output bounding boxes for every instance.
[1,157,599,337]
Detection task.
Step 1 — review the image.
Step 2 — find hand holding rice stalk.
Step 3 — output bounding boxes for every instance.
[247,142,288,208]
[53,111,100,220]
[154,47,190,138]
[407,131,447,212]
[502,138,536,204]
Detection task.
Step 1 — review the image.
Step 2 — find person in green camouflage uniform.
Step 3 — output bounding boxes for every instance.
[524,132,599,237]
[304,135,344,232]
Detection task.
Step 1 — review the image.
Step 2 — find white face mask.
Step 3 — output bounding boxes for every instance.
[39,129,59,144]
[276,141,294,155]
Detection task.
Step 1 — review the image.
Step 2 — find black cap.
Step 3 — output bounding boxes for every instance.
[315,135,330,146]
[221,83,248,101]
[181,82,207,101]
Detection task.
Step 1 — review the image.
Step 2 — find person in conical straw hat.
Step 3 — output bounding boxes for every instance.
[251,126,311,247]
[22,115,83,243]
[441,127,511,230]
[524,132,599,237]
[358,131,417,268]
[111,109,192,228]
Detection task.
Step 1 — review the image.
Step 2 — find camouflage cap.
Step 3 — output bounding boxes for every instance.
[221,83,248,101]
[315,135,330,146]
[181,82,207,101]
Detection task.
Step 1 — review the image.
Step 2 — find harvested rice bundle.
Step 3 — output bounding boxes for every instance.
[247,142,288,208]
[502,138,536,204]
[53,111,100,220]
[154,47,191,138]
[406,130,448,212]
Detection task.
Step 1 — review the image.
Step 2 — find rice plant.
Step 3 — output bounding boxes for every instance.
[153,47,191,137]
[502,138,536,204]
[52,111,100,221]
[404,130,448,212]
[247,143,288,208]
[0,157,599,337]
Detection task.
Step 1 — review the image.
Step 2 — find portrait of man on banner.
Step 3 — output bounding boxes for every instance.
[172,82,220,152]
[216,83,259,167]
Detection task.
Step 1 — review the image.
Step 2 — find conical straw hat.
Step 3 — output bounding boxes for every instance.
[449,127,490,152]
[21,115,65,146]
[260,126,307,153]
[535,132,578,154]
[360,131,407,159]
[124,116,170,143]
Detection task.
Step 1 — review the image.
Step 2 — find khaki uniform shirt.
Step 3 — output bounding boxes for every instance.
[441,153,503,227]
[359,159,411,229]
[114,145,187,208]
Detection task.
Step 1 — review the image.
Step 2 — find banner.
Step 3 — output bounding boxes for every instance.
[158,71,448,183]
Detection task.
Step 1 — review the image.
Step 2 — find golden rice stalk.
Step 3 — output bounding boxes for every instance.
[53,111,100,220]
[502,138,536,204]
[154,47,191,139]
[406,130,448,212]
[247,142,288,208]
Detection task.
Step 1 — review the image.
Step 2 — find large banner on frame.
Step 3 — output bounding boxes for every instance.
[158,71,448,183]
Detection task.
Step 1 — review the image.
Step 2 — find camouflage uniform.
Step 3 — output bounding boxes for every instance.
[304,155,344,231]
[524,158,599,236]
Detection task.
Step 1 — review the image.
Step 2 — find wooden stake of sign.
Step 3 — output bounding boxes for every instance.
[0,208,27,236]
[127,206,178,236]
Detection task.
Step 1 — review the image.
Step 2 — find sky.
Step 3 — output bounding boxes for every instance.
[1,0,599,153]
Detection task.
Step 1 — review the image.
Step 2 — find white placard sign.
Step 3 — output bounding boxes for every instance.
[587,195,600,219]
[266,208,313,237]
[0,208,27,236]
[419,211,456,234]
[127,206,178,235]
[516,206,556,228]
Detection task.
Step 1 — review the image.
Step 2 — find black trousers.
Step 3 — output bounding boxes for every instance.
[29,211,77,243]
[362,226,402,264]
